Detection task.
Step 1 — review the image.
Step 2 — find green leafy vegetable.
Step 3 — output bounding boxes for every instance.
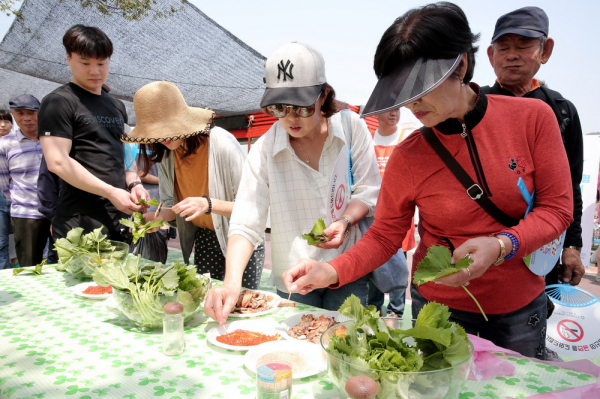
[92,255,210,326]
[328,295,471,398]
[135,197,160,207]
[13,259,49,276]
[120,212,164,244]
[413,245,487,321]
[53,226,127,275]
[301,218,329,245]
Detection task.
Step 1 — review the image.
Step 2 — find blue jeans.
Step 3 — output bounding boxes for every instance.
[277,274,369,311]
[368,250,409,316]
[368,285,406,316]
[0,193,9,269]
[410,285,548,360]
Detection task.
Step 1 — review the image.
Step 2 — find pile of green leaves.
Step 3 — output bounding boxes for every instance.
[53,227,125,272]
[328,295,470,398]
[301,218,330,245]
[413,245,487,321]
[120,212,163,244]
[92,255,210,325]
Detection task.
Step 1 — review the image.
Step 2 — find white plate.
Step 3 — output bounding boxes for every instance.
[207,320,283,351]
[72,282,112,300]
[244,340,327,379]
[228,290,281,318]
[278,311,352,343]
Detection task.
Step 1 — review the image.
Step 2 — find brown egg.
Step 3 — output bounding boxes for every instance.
[345,375,379,399]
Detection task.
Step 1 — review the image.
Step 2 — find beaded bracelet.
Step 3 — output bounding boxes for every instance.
[497,232,519,260]
[202,195,212,215]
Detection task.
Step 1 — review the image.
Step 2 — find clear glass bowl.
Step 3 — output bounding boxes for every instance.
[112,286,207,329]
[320,318,473,399]
[61,240,129,278]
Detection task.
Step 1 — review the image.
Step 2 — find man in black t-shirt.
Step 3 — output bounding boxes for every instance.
[38,25,148,241]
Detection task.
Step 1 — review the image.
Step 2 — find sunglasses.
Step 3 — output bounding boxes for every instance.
[264,103,316,118]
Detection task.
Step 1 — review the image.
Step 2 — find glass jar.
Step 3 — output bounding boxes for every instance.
[163,302,184,356]
[256,359,292,399]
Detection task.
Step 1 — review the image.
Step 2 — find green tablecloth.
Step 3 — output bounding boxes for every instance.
[0,268,597,399]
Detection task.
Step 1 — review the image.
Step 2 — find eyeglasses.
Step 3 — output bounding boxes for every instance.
[264,103,316,118]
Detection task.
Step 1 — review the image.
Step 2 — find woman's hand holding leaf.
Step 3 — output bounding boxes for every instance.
[413,245,488,321]
[316,220,347,249]
[172,197,209,222]
[437,236,501,287]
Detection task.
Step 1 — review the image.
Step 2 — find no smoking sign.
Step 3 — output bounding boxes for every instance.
[557,320,583,342]
[546,303,600,359]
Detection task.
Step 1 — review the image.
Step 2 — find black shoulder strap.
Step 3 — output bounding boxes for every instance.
[538,86,569,136]
[420,127,519,227]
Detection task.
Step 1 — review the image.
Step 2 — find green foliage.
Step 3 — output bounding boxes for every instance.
[412,246,472,285]
[92,255,210,324]
[413,245,488,321]
[328,295,471,397]
[120,212,163,244]
[135,197,160,207]
[301,218,329,245]
[53,226,123,269]
[12,259,49,276]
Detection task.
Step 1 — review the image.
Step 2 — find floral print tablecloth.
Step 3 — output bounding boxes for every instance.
[0,268,597,399]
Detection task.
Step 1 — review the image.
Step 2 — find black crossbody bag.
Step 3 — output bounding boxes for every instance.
[420,127,519,228]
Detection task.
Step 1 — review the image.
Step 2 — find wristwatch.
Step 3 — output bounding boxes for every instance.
[127,180,142,192]
[492,236,506,266]
[564,246,582,252]
[335,216,352,238]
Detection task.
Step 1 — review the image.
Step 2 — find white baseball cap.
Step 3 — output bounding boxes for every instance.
[260,42,327,108]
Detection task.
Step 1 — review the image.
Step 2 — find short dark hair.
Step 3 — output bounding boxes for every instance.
[138,134,209,177]
[63,24,113,59]
[320,83,338,118]
[374,2,480,83]
[0,109,12,122]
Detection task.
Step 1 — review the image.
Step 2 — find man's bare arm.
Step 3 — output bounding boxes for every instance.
[40,135,142,215]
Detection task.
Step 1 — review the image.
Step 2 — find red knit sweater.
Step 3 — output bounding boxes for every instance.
[330,94,573,314]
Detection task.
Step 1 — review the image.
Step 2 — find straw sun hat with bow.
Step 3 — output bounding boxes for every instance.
[121,81,215,144]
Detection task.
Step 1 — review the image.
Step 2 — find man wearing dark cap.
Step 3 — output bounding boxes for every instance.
[481,6,585,288]
[0,94,51,266]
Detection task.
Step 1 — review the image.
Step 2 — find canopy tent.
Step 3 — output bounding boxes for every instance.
[0,0,266,120]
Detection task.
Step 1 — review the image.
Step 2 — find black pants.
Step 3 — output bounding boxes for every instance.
[12,217,51,267]
[52,211,131,244]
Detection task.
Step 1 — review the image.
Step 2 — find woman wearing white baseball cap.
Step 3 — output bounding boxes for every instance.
[204,42,381,323]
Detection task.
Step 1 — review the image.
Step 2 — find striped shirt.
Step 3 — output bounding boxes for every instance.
[0,129,44,219]
[229,111,381,292]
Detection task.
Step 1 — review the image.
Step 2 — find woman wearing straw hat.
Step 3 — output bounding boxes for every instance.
[281,3,574,359]
[204,42,381,324]
[122,81,264,287]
